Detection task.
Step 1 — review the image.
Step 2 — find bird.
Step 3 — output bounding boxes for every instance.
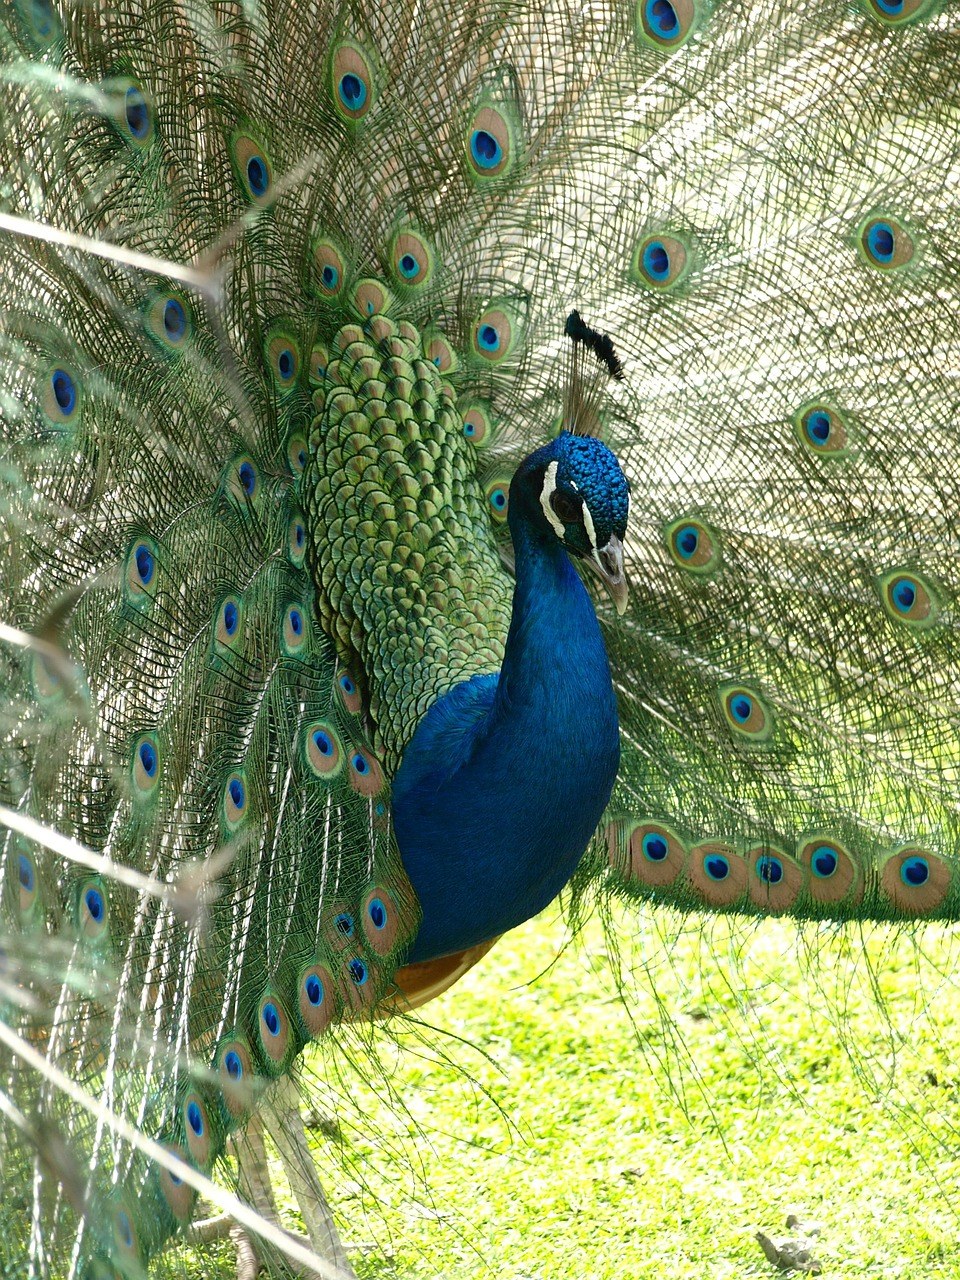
[1,0,960,1275]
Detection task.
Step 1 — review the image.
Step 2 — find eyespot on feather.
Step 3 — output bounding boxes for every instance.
[15,843,40,920]
[39,364,81,427]
[362,885,407,955]
[309,343,330,385]
[214,595,244,654]
[231,132,273,205]
[329,41,378,121]
[124,537,159,606]
[336,670,363,714]
[471,306,519,363]
[797,835,862,906]
[132,733,161,795]
[793,401,854,459]
[483,472,511,524]
[103,77,155,148]
[15,0,62,48]
[110,1198,143,1267]
[664,516,721,574]
[265,328,300,390]
[181,1091,213,1167]
[718,683,774,742]
[215,1036,258,1119]
[687,840,748,907]
[298,960,336,1038]
[77,877,109,942]
[324,904,357,953]
[880,846,952,915]
[877,569,941,628]
[348,748,385,797]
[746,844,804,913]
[144,290,192,352]
[222,772,248,830]
[158,1143,196,1222]
[466,101,519,180]
[860,0,938,24]
[257,990,294,1074]
[632,234,691,289]
[460,400,495,447]
[338,953,376,1011]
[226,455,260,505]
[857,216,915,270]
[288,517,307,566]
[636,0,700,48]
[305,721,344,778]
[282,603,309,656]
[313,240,346,298]
[389,227,435,290]
[422,330,458,373]
[350,277,393,321]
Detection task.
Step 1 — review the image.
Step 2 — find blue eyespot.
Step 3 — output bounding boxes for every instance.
[295,524,305,548]
[163,298,187,342]
[289,608,303,635]
[755,856,783,885]
[18,853,35,891]
[305,974,324,1006]
[399,253,419,278]
[470,129,502,170]
[246,155,269,198]
[368,897,387,930]
[875,0,904,10]
[321,265,339,289]
[338,73,366,110]
[646,0,680,37]
[228,778,245,810]
[339,674,356,695]
[124,86,150,139]
[891,578,916,612]
[805,410,831,444]
[489,487,507,512]
[29,0,56,38]
[239,461,256,497]
[313,729,333,756]
[901,855,929,887]
[186,1101,204,1136]
[262,1002,280,1036]
[224,1050,243,1079]
[477,324,500,352]
[642,239,671,280]
[277,348,295,381]
[811,845,838,878]
[223,601,238,635]
[51,368,76,415]
[135,544,154,585]
[138,740,157,777]
[116,1210,134,1249]
[335,912,354,937]
[866,221,894,263]
[642,833,668,862]
[85,887,104,921]
[705,855,729,881]
[730,695,753,724]
[675,525,699,558]
[349,957,368,985]
[351,752,369,776]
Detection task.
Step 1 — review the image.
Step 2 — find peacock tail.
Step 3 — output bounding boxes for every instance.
[1,0,959,1274]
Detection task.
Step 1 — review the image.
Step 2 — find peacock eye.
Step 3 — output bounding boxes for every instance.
[550,490,581,525]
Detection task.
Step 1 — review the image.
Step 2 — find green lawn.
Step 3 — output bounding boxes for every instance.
[176,906,960,1279]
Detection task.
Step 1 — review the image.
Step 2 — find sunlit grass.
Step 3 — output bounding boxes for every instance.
[175,906,960,1279]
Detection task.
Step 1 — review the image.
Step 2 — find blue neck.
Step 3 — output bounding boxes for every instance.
[393,515,620,963]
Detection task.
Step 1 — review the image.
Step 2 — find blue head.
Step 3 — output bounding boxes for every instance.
[511,432,630,612]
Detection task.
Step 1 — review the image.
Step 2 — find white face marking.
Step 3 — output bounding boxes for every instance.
[539,460,566,539]
[580,496,598,553]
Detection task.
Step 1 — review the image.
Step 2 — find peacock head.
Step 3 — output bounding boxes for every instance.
[512,431,630,615]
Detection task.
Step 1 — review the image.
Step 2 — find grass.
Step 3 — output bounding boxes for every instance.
[175,905,960,1279]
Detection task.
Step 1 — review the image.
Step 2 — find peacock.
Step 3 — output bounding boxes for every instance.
[2,0,960,1274]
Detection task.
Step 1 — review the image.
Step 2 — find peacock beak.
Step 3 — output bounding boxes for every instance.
[591,535,628,616]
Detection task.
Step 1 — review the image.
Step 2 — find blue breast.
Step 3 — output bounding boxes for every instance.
[393,532,620,964]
